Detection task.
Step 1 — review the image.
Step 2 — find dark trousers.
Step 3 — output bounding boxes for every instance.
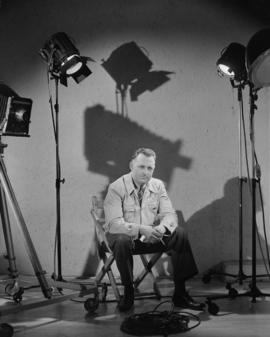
[106,226,198,287]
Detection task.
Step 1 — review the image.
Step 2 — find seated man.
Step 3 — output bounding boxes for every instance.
[104,147,202,311]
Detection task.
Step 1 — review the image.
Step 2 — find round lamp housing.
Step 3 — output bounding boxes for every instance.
[246,28,270,89]
[217,42,247,82]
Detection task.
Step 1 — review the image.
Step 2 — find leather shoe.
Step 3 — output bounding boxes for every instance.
[118,286,134,312]
[172,292,204,311]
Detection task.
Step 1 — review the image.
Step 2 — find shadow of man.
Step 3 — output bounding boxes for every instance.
[184,177,256,275]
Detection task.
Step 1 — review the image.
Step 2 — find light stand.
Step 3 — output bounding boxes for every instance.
[248,84,267,301]
[235,81,247,285]
[202,80,250,289]
[204,31,270,315]
[44,86,99,313]
[39,32,92,282]
[37,33,100,315]
[51,75,65,282]
[206,83,270,314]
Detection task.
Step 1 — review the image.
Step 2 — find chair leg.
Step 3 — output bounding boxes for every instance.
[107,269,121,301]
[95,254,114,283]
[95,254,121,302]
[134,253,162,299]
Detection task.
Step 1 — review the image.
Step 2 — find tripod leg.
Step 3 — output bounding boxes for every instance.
[0,158,52,299]
[0,184,19,279]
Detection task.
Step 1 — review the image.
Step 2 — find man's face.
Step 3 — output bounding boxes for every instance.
[130,153,155,186]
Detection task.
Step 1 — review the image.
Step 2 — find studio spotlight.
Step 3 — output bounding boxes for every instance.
[0,90,32,137]
[246,27,270,89]
[216,42,247,82]
[38,32,94,283]
[39,32,92,86]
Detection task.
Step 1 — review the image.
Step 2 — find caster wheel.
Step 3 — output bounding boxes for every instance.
[0,323,14,337]
[13,287,24,303]
[49,286,55,293]
[202,274,211,284]
[84,295,99,314]
[228,288,238,298]
[5,281,19,296]
[207,301,219,315]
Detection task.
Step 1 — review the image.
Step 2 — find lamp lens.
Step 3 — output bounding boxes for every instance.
[61,55,83,75]
[218,64,235,77]
[66,62,83,75]
[216,43,247,81]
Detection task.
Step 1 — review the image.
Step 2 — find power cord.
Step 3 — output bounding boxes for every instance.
[120,300,201,336]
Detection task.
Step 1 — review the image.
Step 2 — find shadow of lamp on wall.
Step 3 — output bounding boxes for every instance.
[101,41,174,116]
[129,70,174,101]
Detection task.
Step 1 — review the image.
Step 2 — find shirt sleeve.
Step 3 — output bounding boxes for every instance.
[157,181,178,233]
[104,184,140,238]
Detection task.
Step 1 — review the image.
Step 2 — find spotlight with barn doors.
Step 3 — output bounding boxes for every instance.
[39,32,93,86]
[39,32,95,283]
[216,42,247,83]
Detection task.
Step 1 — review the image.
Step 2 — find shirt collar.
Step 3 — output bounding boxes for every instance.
[124,172,156,195]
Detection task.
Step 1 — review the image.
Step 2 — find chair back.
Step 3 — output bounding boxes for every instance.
[91,196,112,254]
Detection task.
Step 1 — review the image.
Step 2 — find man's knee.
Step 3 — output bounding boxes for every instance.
[169,226,190,248]
[174,226,187,238]
[107,233,133,252]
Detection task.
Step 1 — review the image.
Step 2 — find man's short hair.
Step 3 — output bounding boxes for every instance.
[131,148,156,161]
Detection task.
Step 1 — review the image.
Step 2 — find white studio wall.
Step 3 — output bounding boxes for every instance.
[0,0,269,279]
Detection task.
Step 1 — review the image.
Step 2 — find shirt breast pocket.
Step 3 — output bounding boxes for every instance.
[123,205,136,222]
[147,202,159,214]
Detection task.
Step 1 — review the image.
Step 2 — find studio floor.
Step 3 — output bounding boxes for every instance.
[1,275,270,337]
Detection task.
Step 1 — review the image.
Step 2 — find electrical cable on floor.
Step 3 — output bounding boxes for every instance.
[120,300,201,336]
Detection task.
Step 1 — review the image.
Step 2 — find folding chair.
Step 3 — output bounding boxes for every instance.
[91,195,162,303]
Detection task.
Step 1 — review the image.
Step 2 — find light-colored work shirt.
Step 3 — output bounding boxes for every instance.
[104,172,178,239]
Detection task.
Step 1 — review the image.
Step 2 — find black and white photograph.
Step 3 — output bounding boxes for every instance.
[1,1,270,336]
